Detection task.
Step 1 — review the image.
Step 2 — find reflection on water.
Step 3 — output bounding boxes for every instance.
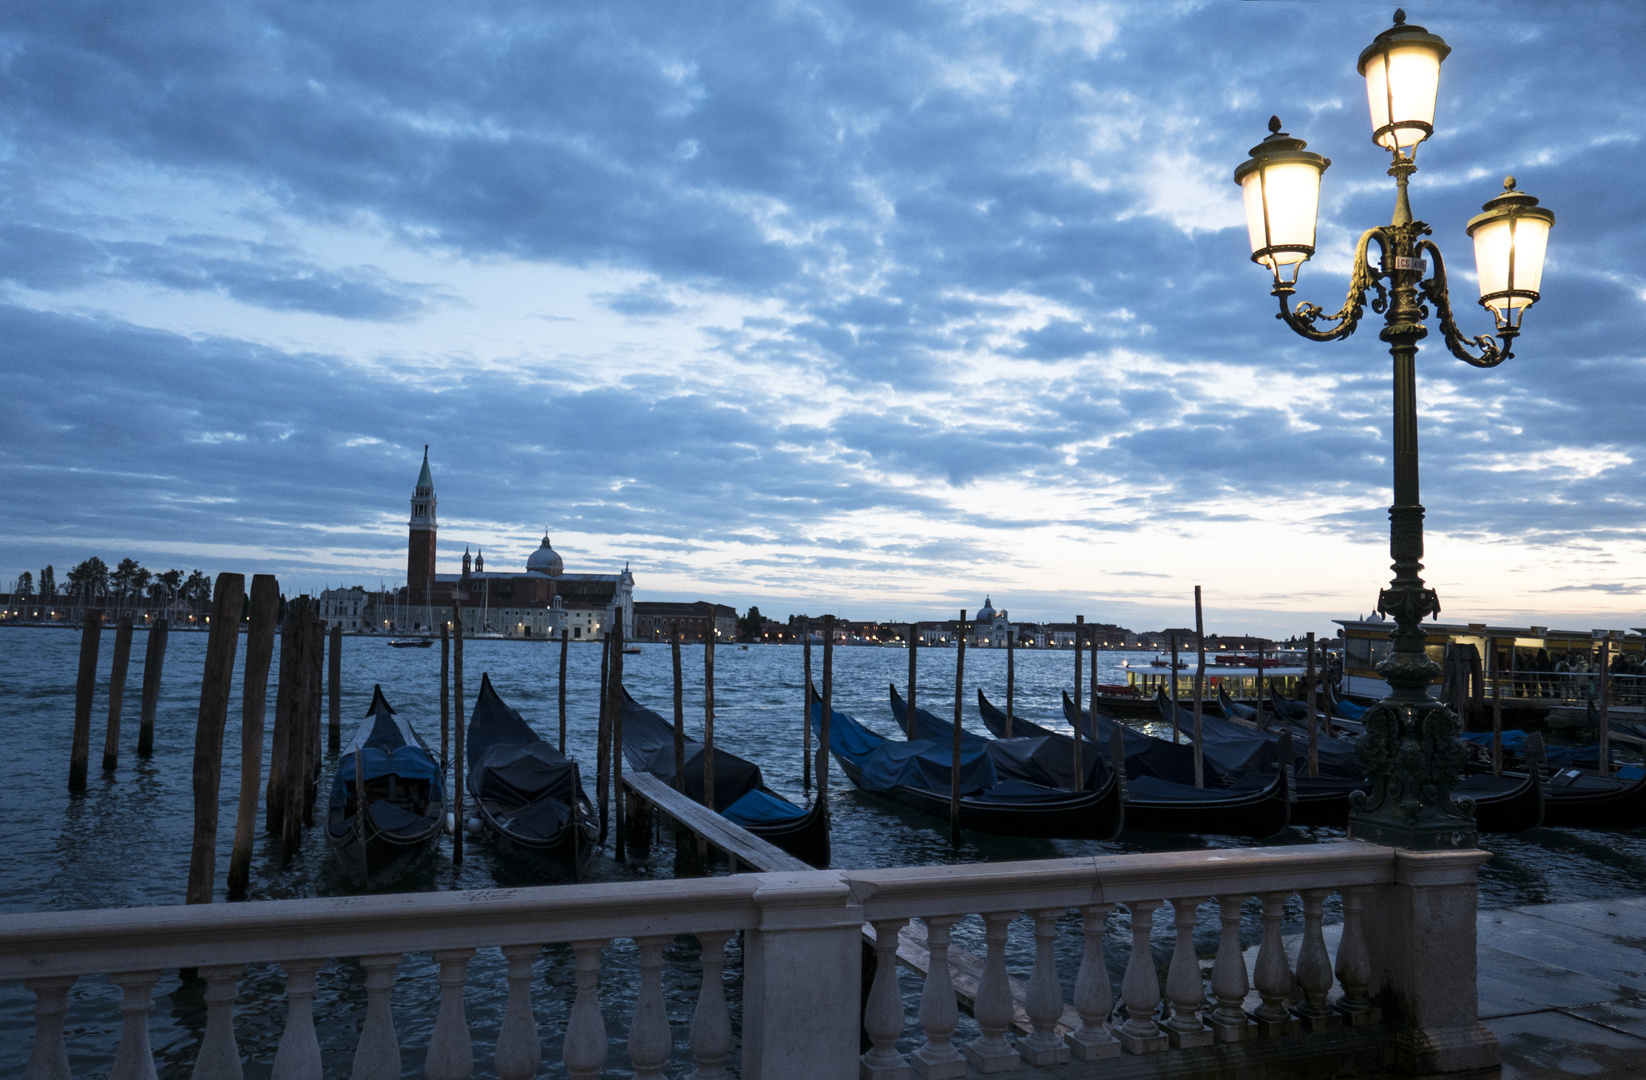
[3,628,1643,1075]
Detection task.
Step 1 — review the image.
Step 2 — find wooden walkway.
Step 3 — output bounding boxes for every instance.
[621,771,1065,1036]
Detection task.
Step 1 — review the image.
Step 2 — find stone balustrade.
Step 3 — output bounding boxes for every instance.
[1,841,1497,1079]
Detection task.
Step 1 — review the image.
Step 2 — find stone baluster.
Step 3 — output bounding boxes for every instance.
[23,975,76,1080]
[1252,892,1301,1037]
[109,970,162,1080]
[494,945,541,1080]
[1019,909,1069,1066]
[910,916,964,1079]
[965,912,1020,1073]
[1334,887,1379,1026]
[352,954,402,1080]
[1065,903,1119,1061]
[425,948,475,1080]
[192,965,244,1080]
[270,959,323,1080]
[1115,900,1167,1054]
[861,918,911,1080]
[1165,898,1212,1048]
[690,930,733,1080]
[564,939,609,1080]
[1209,895,1254,1042]
[1293,889,1339,1031]
[628,936,674,1080]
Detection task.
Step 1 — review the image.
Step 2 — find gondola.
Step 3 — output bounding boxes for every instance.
[325,685,446,889]
[941,689,1291,838]
[466,673,598,868]
[388,638,435,648]
[618,687,831,868]
[1325,683,1369,721]
[812,694,1124,840]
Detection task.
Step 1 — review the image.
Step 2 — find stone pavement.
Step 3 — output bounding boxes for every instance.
[1479,895,1646,1078]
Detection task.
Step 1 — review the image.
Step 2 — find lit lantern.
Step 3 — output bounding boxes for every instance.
[1234,116,1331,284]
[1466,177,1555,327]
[1358,10,1450,157]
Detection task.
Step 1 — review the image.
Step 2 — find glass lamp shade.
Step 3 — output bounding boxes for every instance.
[1467,177,1555,323]
[1357,10,1450,156]
[1233,117,1330,278]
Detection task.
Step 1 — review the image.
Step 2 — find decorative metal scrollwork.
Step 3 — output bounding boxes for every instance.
[1274,228,1388,341]
[1417,240,1514,367]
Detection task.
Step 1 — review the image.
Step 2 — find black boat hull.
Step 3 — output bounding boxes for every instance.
[1456,771,1544,833]
[1528,768,1646,830]
[327,819,443,890]
[834,755,1124,839]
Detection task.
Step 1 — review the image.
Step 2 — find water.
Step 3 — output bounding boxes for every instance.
[3,626,1643,1076]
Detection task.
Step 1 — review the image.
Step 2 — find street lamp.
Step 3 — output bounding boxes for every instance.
[1235,9,1555,850]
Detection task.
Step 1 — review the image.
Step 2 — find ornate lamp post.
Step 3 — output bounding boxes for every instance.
[1235,10,1554,849]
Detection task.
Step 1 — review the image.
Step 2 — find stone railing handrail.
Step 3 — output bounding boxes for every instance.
[3,841,1499,1080]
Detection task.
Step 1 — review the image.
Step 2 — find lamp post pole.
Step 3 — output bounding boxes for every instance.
[1237,10,1554,851]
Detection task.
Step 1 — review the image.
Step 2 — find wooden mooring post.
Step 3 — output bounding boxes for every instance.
[137,618,168,757]
[906,621,918,726]
[265,601,298,838]
[102,616,134,772]
[557,626,569,755]
[611,607,626,862]
[1306,631,1319,779]
[327,623,341,755]
[440,622,451,770]
[703,627,716,812]
[950,609,965,844]
[1490,637,1504,776]
[1599,635,1612,777]
[186,573,245,905]
[279,598,316,861]
[1169,632,1180,744]
[1004,627,1014,738]
[452,600,465,866]
[302,612,324,826]
[227,575,279,900]
[596,620,610,846]
[69,609,103,793]
[1254,645,1267,731]
[1070,616,1084,794]
[819,614,834,812]
[1085,633,1096,792]
[1193,586,1206,788]
[672,621,685,793]
[803,618,813,794]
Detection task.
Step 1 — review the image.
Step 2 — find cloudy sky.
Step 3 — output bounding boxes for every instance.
[1,0,1642,633]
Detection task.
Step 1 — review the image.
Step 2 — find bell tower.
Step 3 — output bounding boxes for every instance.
[408,446,438,605]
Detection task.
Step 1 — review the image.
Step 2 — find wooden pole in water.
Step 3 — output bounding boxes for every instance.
[440,622,450,771]
[187,573,246,905]
[950,610,966,843]
[69,609,103,793]
[266,604,297,835]
[819,614,833,812]
[1193,586,1205,788]
[558,626,569,755]
[611,607,626,862]
[1086,633,1098,792]
[328,623,341,755]
[1306,631,1319,779]
[137,618,168,758]
[907,621,918,724]
[102,616,134,771]
[1599,635,1612,778]
[803,618,813,791]
[1490,636,1504,776]
[228,575,279,900]
[596,619,610,845]
[1070,618,1084,793]
[303,614,324,824]
[1005,627,1015,738]
[704,624,717,811]
[280,599,313,860]
[452,600,464,865]
[1169,632,1180,745]
[672,621,685,793]
[1254,643,1266,731]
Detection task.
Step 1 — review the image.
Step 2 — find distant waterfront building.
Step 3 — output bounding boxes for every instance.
[392,449,635,639]
[319,586,373,632]
[634,601,737,642]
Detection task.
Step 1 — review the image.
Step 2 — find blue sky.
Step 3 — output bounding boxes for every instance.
[1,1,1642,634]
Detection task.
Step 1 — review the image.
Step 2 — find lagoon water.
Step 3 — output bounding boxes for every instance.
[3,626,1644,1076]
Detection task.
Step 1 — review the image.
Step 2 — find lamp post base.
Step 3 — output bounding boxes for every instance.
[1348,815,1477,851]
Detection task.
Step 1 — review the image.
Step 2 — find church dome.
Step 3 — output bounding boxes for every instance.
[527,534,564,575]
[976,596,997,623]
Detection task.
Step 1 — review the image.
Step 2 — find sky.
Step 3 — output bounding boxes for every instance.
[1,0,1643,635]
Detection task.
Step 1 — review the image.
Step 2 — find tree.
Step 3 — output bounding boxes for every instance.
[110,558,144,599]
[152,569,183,603]
[183,569,212,603]
[66,557,109,600]
[737,605,765,642]
[39,565,54,600]
[15,571,33,598]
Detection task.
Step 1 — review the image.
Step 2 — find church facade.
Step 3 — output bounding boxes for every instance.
[400,448,635,639]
